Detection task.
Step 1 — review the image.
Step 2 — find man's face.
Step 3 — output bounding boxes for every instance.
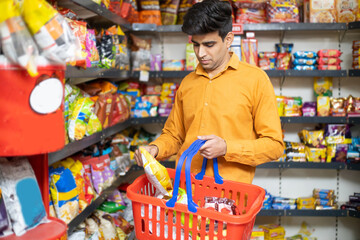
[191,31,233,72]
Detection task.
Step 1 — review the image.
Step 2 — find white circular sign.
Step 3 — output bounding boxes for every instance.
[29,78,63,114]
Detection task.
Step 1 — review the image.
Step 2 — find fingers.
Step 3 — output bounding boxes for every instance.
[197,135,216,140]
[134,148,143,166]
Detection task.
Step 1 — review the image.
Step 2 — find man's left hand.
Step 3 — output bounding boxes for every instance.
[198,135,227,159]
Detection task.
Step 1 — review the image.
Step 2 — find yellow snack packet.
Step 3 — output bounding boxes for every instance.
[140,147,173,197]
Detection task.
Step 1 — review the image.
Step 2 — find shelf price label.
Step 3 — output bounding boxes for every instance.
[232,23,243,35]
[139,70,150,82]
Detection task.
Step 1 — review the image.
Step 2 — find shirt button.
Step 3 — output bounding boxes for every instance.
[209,81,212,83]
[205,102,208,106]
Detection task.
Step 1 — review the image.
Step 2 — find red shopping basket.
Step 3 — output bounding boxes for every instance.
[127,168,265,240]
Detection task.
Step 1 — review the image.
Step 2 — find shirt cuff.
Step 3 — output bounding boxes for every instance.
[149,140,165,160]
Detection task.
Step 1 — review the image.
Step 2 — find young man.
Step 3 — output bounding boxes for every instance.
[134,0,284,183]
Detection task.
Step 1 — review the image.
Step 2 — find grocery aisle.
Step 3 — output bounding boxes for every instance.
[0,0,359,240]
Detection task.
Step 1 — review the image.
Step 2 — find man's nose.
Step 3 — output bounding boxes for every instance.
[198,45,206,58]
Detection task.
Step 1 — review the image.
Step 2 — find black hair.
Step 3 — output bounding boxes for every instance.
[182,0,233,41]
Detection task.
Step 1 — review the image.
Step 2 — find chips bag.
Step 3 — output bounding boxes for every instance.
[68,97,95,141]
[0,0,39,76]
[140,147,173,197]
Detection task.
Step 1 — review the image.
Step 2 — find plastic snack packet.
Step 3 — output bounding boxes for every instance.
[21,0,80,64]
[0,157,47,236]
[0,0,38,76]
[140,147,173,197]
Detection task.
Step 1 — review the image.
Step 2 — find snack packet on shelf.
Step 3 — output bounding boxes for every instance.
[21,0,81,64]
[140,147,173,197]
[0,157,47,236]
[0,0,39,76]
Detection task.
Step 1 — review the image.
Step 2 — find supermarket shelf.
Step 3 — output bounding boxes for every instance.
[67,167,135,234]
[265,70,285,77]
[70,0,130,28]
[130,23,347,32]
[131,71,192,79]
[258,209,347,217]
[285,70,347,77]
[258,209,285,216]
[280,116,347,123]
[349,69,360,77]
[348,21,360,30]
[286,209,347,217]
[131,116,168,125]
[257,162,346,169]
[347,163,360,171]
[243,23,347,32]
[349,210,360,218]
[48,120,131,165]
[348,117,360,124]
[66,66,130,81]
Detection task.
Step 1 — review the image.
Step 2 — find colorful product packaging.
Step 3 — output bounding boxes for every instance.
[266,0,300,23]
[336,0,358,22]
[284,97,302,116]
[317,96,330,116]
[186,42,198,70]
[314,77,333,97]
[259,224,285,240]
[302,102,317,117]
[241,32,258,66]
[310,0,336,23]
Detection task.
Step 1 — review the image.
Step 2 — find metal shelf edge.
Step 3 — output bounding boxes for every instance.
[48,120,131,164]
[348,69,360,77]
[258,162,346,169]
[71,0,130,27]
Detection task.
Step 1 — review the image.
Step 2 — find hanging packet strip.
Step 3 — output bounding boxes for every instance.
[0,157,47,236]
[21,0,81,64]
[0,0,38,76]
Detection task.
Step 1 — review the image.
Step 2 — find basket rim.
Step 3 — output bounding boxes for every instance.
[127,168,265,224]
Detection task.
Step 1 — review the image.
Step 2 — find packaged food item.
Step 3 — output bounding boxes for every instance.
[298,129,325,147]
[277,53,292,70]
[314,77,333,96]
[203,196,239,215]
[318,64,341,70]
[335,144,348,162]
[285,141,306,162]
[186,43,198,70]
[120,0,140,23]
[330,98,346,116]
[284,96,302,116]
[353,40,360,49]
[293,65,317,70]
[317,49,342,58]
[241,33,258,66]
[101,155,115,188]
[258,52,277,70]
[276,96,285,116]
[236,8,266,24]
[0,158,47,236]
[162,59,185,71]
[130,34,151,71]
[50,166,79,224]
[68,97,95,141]
[297,197,315,206]
[318,57,342,65]
[293,58,317,65]
[276,43,294,53]
[21,0,80,64]
[106,25,130,71]
[259,224,285,240]
[86,29,100,68]
[293,50,317,59]
[310,0,336,23]
[266,0,300,23]
[98,33,115,69]
[176,0,192,24]
[85,215,101,240]
[273,197,297,205]
[302,101,317,117]
[315,198,335,206]
[94,211,119,240]
[67,19,87,68]
[317,96,330,116]
[313,189,334,199]
[140,147,173,197]
[0,0,39,76]
[305,146,326,162]
[160,0,180,25]
[138,0,162,25]
[336,0,358,23]
[151,54,162,71]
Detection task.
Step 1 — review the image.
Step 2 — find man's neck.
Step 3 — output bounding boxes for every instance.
[206,53,231,79]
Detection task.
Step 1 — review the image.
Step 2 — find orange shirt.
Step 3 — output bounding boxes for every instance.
[151,53,284,183]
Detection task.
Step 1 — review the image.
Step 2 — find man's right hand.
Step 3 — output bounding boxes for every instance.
[134,145,159,167]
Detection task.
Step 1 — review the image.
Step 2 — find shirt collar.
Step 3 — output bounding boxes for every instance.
[195,52,240,77]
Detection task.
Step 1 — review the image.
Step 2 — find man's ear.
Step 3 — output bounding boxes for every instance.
[225,32,234,48]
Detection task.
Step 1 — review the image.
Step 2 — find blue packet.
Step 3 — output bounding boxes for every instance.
[293,51,317,59]
[293,65,317,70]
[293,58,317,65]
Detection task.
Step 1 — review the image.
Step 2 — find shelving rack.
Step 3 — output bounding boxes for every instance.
[40,1,360,239]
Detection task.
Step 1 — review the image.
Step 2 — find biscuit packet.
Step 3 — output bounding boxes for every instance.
[317,96,330,116]
[310,0,336,23]
[314,77,333,97]
[140,147,173,197]
[336,0,358,23]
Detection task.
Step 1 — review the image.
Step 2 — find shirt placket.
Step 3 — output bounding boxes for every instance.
[199,78,213,134]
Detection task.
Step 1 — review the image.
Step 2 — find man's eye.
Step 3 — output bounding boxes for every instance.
[205,44,214,47]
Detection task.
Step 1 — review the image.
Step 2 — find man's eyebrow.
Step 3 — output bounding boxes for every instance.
[191,40,216,45]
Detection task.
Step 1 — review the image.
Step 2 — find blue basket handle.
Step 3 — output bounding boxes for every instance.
[166,139,224,213]
[166,140,204,209]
